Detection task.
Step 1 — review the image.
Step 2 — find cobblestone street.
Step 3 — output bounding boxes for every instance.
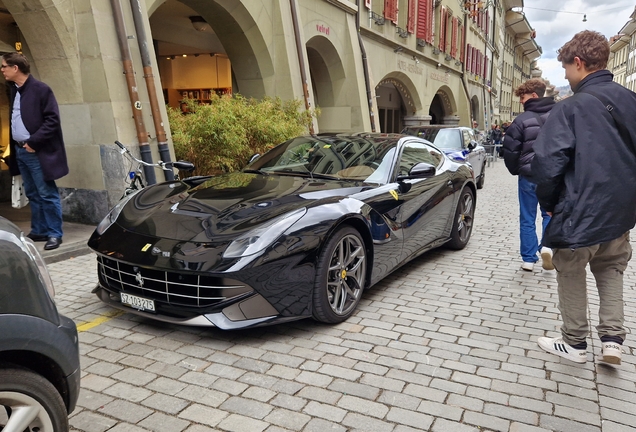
[50,159,636,432]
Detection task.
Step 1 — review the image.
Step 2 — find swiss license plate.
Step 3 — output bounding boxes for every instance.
[120,292,155,312]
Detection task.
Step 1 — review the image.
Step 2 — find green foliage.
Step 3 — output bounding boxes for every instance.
[167,95,318,175]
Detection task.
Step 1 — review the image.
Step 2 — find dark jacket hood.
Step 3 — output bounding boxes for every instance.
[502,96,556,178]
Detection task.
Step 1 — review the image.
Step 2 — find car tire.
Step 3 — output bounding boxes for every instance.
[312,226,367,323]
[446,187,475,250]
[476,163,486,189]
[0,367,68,432]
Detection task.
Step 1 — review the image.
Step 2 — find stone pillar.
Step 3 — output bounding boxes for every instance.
[443,115,460,126]
[403,115,432,127]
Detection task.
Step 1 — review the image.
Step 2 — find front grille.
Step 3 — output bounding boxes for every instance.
[97,255,252,307]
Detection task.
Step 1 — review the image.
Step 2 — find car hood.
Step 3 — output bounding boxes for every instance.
[115,172,371,242]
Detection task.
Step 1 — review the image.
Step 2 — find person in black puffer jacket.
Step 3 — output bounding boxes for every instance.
[532,31,636,366]
[501,78,556,272]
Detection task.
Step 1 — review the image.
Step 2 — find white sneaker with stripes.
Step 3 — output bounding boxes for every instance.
[600,342,622,365]
[538,336,587,363]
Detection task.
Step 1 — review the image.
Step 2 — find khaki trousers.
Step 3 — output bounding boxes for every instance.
[552,232,632,346]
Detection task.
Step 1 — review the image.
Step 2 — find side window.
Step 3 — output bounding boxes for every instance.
[462,130,471,148]
[398,142,443,176]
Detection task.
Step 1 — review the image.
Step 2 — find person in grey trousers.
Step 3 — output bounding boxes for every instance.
[532,31,636,365]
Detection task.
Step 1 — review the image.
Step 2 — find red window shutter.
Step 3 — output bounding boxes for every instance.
[427,0,434,42]
[417,0,434,42]
[459,25,464,64]
[467,44,472,72]
[472,48,477,74]
[478,51,482,77]
[438,7,447,52]
[407,0,416,33]
[450,17,458,58]
[365,0,371,8]
[384,0,398,23]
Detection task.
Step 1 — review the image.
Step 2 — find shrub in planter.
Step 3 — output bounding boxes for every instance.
[167,95,317,176]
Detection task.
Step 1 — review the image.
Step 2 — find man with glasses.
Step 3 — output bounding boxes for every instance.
[2,52,68,250]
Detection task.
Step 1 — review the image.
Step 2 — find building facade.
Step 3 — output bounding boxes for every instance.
[0,0,540,224]
[609,8,636,90]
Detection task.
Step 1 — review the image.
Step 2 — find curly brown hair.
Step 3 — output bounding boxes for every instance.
[514,78,546,98]
[557,30,609,71]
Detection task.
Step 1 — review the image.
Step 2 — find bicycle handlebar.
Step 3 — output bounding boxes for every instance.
[114,141,195,172]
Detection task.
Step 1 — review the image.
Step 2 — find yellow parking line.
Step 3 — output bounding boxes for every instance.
[76,310,125,332]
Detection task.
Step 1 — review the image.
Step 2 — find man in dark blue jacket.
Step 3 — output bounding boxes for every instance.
[502,78,556,272]
[532,31,636,365]
[2,52,68,250]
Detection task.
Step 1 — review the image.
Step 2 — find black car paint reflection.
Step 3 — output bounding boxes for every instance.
[88,134,476,329]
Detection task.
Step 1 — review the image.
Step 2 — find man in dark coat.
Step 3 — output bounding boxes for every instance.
[502,78,556,272]
[532,31,636,365]
[2,52,68,250]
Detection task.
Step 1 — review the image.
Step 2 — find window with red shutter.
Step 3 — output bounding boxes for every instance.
[439,7,447,52]
[384,0,398,23]
[450,17,458,58]
[407,0,416,33]
[365,0,371,8]
[417,0,434,43]
[467,44,472,72]
[459,24,464,64]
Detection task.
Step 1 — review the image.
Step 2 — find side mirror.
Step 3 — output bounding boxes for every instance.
[397,162,436,181]
[467,142,476,151]
[248,153,260,164]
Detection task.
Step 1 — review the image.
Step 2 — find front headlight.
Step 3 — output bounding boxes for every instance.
[223,207,307,258]
[96,190,139,235]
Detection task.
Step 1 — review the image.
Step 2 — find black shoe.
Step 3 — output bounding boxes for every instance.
[27,232,48,242]
[44,237,63,250]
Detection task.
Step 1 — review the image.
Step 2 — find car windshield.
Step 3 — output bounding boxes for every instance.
[246,136,399,183]
[403,128,461,151]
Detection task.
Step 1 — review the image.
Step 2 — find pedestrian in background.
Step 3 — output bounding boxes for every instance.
[2,52,68,250]
[501,78,555,272]
[532,30,636,365]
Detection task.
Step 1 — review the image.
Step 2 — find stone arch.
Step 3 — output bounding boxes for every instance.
[378,71,422,114]
[471,95,481,127]
[149,0,275,98]
[2,0,82,102]
[429,85,459,125]
[374,73,421,133]
[305,35,348,131]
[306,35,345,108]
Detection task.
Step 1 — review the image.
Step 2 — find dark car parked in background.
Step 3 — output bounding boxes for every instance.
[0,217,81,431]
[402,126,487,189]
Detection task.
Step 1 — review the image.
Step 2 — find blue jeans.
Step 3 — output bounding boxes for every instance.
[518,176,549,263]
[16,147,63,238]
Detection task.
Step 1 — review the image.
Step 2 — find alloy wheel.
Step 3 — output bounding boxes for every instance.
[326,234,366,316]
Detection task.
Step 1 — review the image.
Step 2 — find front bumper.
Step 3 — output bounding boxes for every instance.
[93,285,289,329]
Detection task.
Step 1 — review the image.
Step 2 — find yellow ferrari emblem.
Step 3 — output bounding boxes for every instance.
[141,243,152,252]
[341,269,347,279]
[389,190,399,200]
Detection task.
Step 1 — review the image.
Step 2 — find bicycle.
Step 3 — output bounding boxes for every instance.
[114,140,195,198]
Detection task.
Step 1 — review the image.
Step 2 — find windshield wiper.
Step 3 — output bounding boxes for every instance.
[270,170,338,180]
[243,169,269,175]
